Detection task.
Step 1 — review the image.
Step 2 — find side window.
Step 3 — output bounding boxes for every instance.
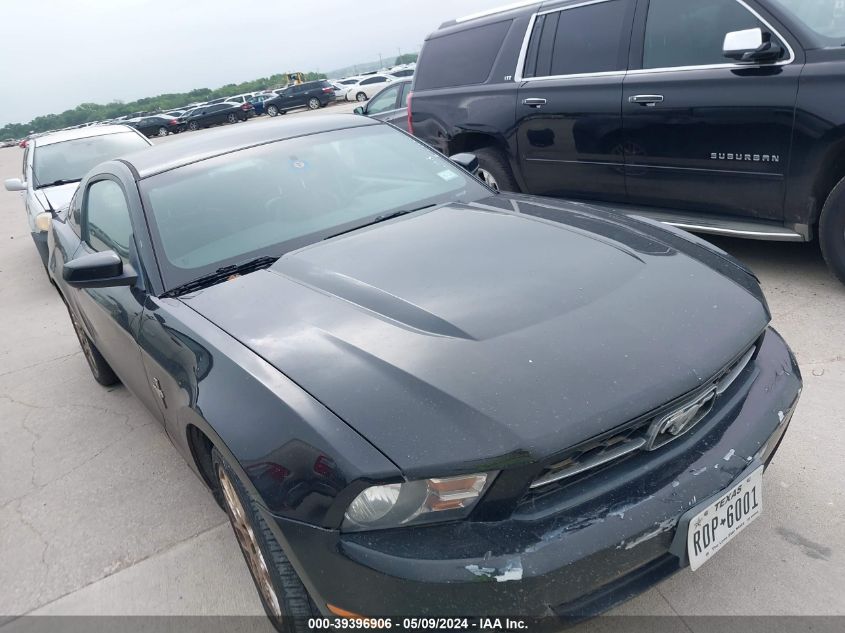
[415,19,512,90]
[68,189,82,236]
[643,0,776,69]
[399,82,412,105]
[367,84,401,114]
[84,180,133,260]
[526,0,633,78]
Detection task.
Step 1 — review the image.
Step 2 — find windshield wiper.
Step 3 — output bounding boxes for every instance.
[163,255,279,298]
[35,178,81,189]
[323,204,436,241]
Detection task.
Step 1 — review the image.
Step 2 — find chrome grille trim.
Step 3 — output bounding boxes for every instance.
[529,341,759,492]
[716,345,756,395]
[529,437,646,489]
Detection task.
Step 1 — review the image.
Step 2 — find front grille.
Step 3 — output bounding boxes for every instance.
[527,340,760,494]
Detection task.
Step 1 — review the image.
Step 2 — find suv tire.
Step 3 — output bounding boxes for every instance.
[212,448,320,632]
[267,104,279,117]
[820,176,845,284]
[474,147,520,193]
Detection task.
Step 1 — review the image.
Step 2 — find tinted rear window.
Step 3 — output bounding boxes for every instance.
[415,20,512,90]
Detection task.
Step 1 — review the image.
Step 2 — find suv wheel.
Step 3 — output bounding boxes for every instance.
[307,97,321,110]
[212,448,320,632]
[473,147,520,193]
[188,121,199,131]
[267,104,279,117]
[819,176,845,284]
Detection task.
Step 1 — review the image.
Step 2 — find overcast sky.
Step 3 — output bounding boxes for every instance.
[0,0,501,126]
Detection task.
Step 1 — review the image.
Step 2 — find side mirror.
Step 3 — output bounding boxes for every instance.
[4,178,26,192]
[353,106,365,115]
[63,251,138,288]
[449,152,479,174]
[723,28,782,63]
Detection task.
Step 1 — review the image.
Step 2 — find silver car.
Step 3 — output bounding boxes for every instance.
[3,125,151,269]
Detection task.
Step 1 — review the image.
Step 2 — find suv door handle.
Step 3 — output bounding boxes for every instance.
[629,94,664,106]
[522,98,547,107]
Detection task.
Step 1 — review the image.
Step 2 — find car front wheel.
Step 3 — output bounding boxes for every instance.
[212,448,319,632]
[66,304,118,386]
[820,176,845,285]
[355,92,367,102]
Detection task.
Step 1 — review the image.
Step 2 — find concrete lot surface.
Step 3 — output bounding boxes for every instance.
[0,102,843,628]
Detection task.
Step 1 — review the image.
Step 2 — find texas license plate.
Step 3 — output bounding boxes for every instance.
[687,466,763,571]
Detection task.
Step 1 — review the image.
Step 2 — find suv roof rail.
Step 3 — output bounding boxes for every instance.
[444,0,541,26]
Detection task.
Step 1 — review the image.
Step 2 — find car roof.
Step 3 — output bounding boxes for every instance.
[32,124,139,147]
[120,114,380,179]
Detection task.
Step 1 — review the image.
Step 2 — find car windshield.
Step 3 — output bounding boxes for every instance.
[33,132,149,187]
[770,0,845,43]
[140,123,490,290]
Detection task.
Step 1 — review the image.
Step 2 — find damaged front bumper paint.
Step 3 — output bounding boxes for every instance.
[262,327,801,617]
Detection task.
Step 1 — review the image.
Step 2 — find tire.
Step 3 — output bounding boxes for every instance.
[819,176,845,284]
[157,126,168,137]
[355,91,367,102]
[267,104,279,117]
[307,97,321,110]
[66,304,118,386]
[227,113,238,124]
[212,448,319,632]
[188,121,199,131]
[473,147,520,193]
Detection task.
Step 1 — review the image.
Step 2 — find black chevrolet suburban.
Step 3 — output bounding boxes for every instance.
[410,0,845,283]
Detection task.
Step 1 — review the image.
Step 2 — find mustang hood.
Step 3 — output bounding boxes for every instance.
[35,182,78,213]
[181,200,769,475]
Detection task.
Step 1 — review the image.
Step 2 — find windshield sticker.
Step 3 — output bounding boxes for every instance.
[438,169,459,181]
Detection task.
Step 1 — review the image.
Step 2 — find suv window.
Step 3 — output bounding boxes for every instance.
[526,0,633,78]
[416,19,512,90]
[643,0,774,69]
[85,180,133,259]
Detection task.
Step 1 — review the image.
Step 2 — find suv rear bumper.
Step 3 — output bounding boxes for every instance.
[263,327,801,617]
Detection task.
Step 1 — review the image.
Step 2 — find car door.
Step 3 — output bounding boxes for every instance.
[622,0,801,222]
[363,83,403,126]
[71,176,163,418]
[515,0,636,202]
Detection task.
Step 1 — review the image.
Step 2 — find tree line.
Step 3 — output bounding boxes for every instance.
[0,71,328,140]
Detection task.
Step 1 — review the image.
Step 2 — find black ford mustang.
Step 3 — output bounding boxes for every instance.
[47,115,801,629]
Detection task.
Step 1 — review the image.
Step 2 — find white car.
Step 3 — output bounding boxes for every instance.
[344,74,395,102]
[3,125,151,269]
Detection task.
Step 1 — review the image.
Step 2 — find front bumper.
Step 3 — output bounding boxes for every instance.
[263,327,801,617]
[31,230,49,268]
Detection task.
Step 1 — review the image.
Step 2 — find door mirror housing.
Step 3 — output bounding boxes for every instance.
[449,152,479,174]
[353,106,365,115]
[723,28,782,63]
[63,251,138,288]
[4,178,26,192]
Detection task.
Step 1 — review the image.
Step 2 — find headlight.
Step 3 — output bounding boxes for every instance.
[342,473,495,531]
[35,212,52,232]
